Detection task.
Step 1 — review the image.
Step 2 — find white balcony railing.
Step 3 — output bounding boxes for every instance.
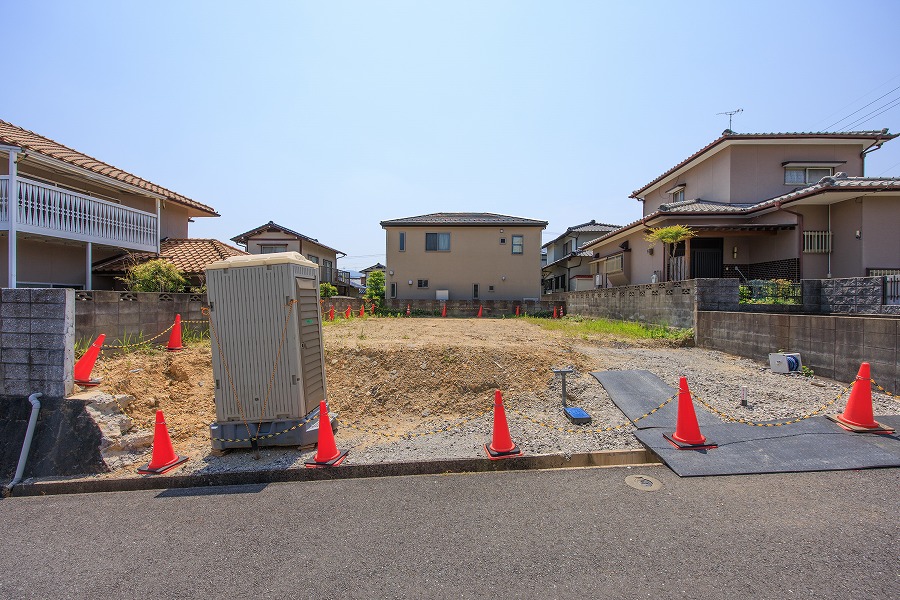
[0,176,158,252]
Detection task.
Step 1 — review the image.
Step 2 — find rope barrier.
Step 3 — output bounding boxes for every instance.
[691,382,853,427]
[871,379,898,402]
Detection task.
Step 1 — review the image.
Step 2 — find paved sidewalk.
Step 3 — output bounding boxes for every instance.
[1,465,897,599]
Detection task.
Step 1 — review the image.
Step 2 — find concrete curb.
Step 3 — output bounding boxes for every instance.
[7,448,661,497]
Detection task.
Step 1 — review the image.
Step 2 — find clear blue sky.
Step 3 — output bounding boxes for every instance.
[4,1,900,272]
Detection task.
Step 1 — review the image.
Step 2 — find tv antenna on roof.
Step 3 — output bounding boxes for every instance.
[717,108,743,130]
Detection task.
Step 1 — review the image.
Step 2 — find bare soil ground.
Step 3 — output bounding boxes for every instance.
[85,317,899,476]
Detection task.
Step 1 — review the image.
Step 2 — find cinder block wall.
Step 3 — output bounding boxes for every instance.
[384,299,557,317]
[74,291,207,346]
[696,312,900,393]
[562,280,737,329]
[0,289,74,398]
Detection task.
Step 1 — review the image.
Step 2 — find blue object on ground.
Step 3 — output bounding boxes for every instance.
[564,406,591,425]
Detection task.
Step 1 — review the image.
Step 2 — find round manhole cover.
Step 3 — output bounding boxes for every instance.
[624,474,662,492]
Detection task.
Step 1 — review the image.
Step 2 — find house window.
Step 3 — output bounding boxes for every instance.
[604,253,624,274]
[260,244,287,254]
[511,235,524,255]
[785,167,833,185]
[425,232,451,252]
[417,279,429,288]
[307,254,319,264]
[399,232,406,252]
[473,284,479,299]
[488,285,494,292]
[390,282,397,298]
[803,231,832,254]
[499,237,506,245]
[666,184,686,203]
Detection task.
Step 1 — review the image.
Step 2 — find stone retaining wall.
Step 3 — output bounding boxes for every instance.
[384,299,558,318]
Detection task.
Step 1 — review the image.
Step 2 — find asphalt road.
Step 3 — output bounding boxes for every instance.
[1,465,897,599]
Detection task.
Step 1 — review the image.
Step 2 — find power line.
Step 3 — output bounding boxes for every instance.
[811,73,900,130]
[823,83,900,131]
[839,96,900,131]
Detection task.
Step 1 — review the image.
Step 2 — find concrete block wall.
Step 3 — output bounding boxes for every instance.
[384,299,556,317]
[0,288,74,398]
[74,291,207,346]
[696,311,899,393]
[563,280,701,329]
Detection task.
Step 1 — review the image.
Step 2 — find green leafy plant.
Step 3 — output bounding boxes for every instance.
[644,225,696,261]
[363,271,386,309]
[119,259,187,292]
[800,365,815,378]
[320,282,338,299]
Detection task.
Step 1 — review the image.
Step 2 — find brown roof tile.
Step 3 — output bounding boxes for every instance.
[630,129,898,199]
[380,212,548,227]
[0,119,218,216]
[93,238,247,275]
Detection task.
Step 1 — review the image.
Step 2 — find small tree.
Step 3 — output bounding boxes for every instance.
[119,259,187,292]
[363,270,386,309]
[319,282,338,299]
[644,225,696,261]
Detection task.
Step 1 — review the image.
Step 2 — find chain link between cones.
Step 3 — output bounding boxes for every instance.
[691,383,853,427]
[507,394,677,434]
[871,379,899,402]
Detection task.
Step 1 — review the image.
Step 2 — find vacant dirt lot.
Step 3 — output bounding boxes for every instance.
[86,316,898,476]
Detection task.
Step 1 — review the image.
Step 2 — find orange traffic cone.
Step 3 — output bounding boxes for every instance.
[559,305,564,317]
[515,305,520,317]
[345,305,352,319]
[305,401,349,468]
[664,377,716,449]
[370,303,375,316]
[329,306,335,321]
[166,314,184,351]
[406,304,411,316]
[137,410,189,474]
[829,363,895,433]
[441,303,447,318]
[359,305,365,317]
[485,390,523,459]
[74,334,105,387]
[552,306,558,319]
[477,305,483,318]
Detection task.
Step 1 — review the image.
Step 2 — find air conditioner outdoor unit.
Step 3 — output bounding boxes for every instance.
[204,252,330,450]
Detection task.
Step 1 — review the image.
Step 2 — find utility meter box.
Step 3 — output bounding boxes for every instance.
[205,252,329,450]
[769,352,802,374]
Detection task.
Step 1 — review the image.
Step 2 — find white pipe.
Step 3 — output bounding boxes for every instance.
[9,393,43,488]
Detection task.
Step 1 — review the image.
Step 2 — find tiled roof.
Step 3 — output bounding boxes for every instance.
[0,119,218,216]
[747,174,900,212]
[657,199,755,213]
[583,174,900,252]
[380,212,548,227]
[630,129,898,199]
[542,219,620,248]
[543,250,594,270]
[230,221,344,255]
[360,263,386,273]
[93,238,247,275]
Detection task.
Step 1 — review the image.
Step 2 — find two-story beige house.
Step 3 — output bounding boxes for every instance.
[380,213,548,301]
[0,119,219,289]
[542,220,618,294]
[583,129,900,286]
[231,221,352,295]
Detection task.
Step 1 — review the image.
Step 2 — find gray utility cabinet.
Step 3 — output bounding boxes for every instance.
[205,252,329,449]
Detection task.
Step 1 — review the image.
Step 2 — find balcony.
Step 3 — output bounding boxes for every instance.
[319,265,351,286]
[0,176,158,252]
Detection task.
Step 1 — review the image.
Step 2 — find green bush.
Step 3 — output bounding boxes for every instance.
[119,259,187,292]
[320,282,338,298]
[363,271,386,309]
